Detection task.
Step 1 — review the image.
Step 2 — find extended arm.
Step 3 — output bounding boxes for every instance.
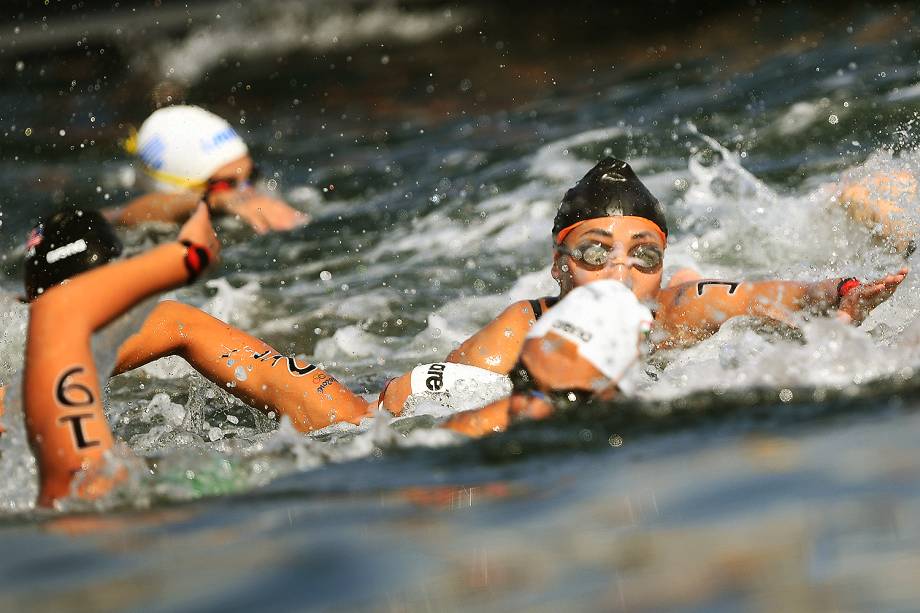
[24,204,219,505]
[114,302,371,431]
[655,271,907,348]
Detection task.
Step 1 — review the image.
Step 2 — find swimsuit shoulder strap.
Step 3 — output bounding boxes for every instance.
[528,299,544,320]
[529,296,560,320]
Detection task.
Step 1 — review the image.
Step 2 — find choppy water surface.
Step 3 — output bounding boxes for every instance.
[4,2,920,609]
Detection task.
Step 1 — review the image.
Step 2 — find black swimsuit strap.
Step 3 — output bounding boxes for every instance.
[529,296,560,321]
[528,299,544,320]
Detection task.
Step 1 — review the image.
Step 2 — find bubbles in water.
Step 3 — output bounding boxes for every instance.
[828,114,839,125]
[320,270,333,281]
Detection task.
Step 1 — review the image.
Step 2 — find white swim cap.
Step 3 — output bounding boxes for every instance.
[131,105,248,192]
[526,280,652,388]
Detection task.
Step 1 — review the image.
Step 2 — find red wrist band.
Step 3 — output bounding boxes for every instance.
[180,240,211,283]
[836,277,860,305]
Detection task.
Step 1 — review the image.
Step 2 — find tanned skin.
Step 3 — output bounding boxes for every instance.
[106,216,905,439]
[24,204,220,506]
[113,302,370,432]
[105,155,308,235]
[445,216,906,370]
[835,169,917,255]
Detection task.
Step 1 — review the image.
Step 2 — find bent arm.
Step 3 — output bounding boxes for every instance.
[46,242,192,333]
[24,244,198,505]
[446,300,538,373]
[105,192,202,226]
[115,302,371,431]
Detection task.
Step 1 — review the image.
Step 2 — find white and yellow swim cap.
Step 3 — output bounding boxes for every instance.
[131,105,248,192]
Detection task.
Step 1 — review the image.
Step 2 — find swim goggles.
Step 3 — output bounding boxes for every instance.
[556,241,663,274]
[203,164,260,199]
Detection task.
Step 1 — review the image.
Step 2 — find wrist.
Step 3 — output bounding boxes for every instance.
[835,277,861,308]
[179,240,212,284]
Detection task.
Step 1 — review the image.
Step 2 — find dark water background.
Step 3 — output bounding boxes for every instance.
[4,1,920,610]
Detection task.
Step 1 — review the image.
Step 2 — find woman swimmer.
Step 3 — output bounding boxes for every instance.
[105,105,307,235]
[441,157,907,374]
[102,158,907,437]
[21,203,220,506]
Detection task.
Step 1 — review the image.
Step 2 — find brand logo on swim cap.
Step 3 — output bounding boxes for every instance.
[551,319,592,343]
[45,239,88,264]
[138,134,167,170]
[200,127,241,153]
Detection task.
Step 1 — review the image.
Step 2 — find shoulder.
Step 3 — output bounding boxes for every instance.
[657,279,745,308]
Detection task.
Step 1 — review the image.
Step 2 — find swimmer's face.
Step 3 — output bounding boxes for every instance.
[209,155,254,186]
[552,216,665,301]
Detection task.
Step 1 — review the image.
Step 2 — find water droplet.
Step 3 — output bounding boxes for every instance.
[234,365,248,381]
[15,61,24,72]
[319,270,332,281]
[779,388,793,402]
[23,127,32,136]
[828,114,839,125]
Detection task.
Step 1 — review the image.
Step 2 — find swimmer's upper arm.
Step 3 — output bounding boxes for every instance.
[24,300,115,505]
[446,300,537,373]
[656,279,818,345]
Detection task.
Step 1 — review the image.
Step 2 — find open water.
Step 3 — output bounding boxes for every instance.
[3,2,920,610]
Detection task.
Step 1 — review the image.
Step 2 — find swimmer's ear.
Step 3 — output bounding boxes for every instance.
[550,251,562,280]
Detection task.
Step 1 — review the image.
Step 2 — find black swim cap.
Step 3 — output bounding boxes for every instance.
[552,157,668,242]
[24,207,122,300]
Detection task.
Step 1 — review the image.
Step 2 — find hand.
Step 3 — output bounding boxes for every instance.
[177,202,221,265]
[212,190,310,235]
[837,267,908,325]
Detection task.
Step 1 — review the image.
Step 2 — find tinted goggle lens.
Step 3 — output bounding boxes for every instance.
[563,243,663,273]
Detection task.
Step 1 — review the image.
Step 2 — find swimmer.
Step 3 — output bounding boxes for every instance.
[105,105,307,235]
[104,158,906,437]
[441,279,652,437]
[21,203,220,506]
[444,157,907,374]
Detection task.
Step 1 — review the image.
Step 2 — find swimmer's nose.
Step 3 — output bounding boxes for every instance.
[605,244,631,272]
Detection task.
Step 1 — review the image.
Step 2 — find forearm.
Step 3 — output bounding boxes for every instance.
[108,192,201,226]
[38,243,193,333]
[128,302,371,431]
[442,398,513,437]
